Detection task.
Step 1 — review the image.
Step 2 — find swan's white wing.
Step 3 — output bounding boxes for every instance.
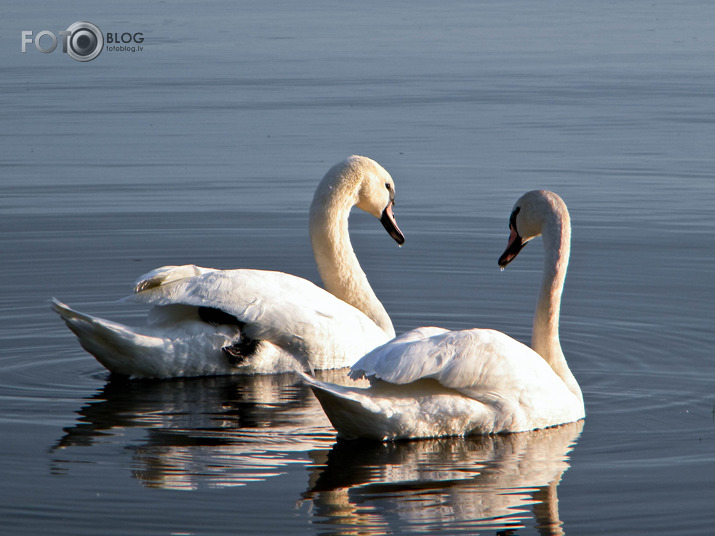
[348,326,449,380]
[351,327,557,390]
[124,269,389,368]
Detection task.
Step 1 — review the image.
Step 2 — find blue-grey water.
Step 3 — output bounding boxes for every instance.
[2,1,714,534]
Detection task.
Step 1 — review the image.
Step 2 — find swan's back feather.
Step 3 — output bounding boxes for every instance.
[125,268,389,369]
[352,327,552,390]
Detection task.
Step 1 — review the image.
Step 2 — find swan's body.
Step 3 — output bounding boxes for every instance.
[53,156,404,378]
[304,190,584,441]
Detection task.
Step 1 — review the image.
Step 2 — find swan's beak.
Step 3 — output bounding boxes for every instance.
[498,226,525,268]
[380,202,405,245]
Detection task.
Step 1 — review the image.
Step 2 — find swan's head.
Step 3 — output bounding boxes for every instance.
[313,155,405,245]
[350,156,405,245]
[498,190,567,268]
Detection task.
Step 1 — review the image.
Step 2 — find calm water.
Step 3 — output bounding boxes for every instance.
[2,1,714,534]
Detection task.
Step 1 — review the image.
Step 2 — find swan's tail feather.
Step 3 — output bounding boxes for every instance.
[51,298,163,377]
[299,372,386,440]
[51,298,125,341]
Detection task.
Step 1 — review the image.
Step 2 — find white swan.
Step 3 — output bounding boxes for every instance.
[303,190,584,440]
[52,156,404,378]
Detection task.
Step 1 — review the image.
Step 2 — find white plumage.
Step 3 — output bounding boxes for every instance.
[52,156,404,378]
[304,190,585,440]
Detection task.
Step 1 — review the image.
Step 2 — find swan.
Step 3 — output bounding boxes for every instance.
[52,155,405,378]
[303,190,584,440]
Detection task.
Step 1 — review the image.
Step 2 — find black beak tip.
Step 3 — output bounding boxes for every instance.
[380,206,405,245]
[498,238,525,269]
[498,254,511,269]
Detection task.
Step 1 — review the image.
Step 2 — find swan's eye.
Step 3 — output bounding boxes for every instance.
[385,183,392,191]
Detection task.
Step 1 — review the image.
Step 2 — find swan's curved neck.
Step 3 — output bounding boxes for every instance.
[531,211,581,401]
[309,180,395,338]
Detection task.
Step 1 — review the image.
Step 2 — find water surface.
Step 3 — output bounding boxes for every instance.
[2,1,714,534]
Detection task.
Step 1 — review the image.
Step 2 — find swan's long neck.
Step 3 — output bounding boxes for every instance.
[531,208,581,401]
[309,178,395,338]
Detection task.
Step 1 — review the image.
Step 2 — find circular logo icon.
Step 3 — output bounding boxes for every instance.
[65,21,103,62]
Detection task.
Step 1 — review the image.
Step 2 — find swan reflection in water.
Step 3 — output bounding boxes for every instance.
[53,371,582,533]
[303,420,583,535]
[51,371,353,489]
